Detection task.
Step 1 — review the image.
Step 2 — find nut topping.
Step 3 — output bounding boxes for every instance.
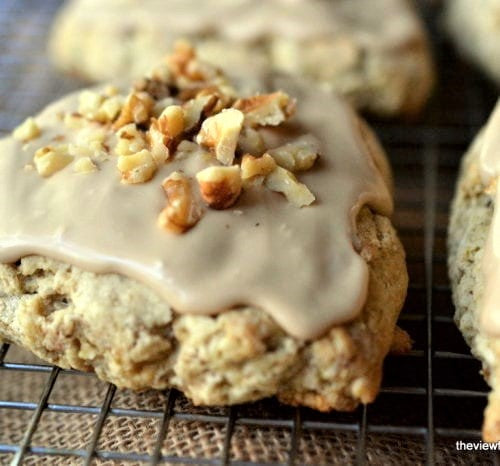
[117,149,156,184]
[265,167,316,207]
[268,136,319,172]
[113,91,154,129]
[196,166,242,209]
[196,108,244,165]
[233,92,296,127]
[34,146,73,177]
[74,156,98,174]
[158,171,203,233]
[20,43,317,233]
[241,153,277,180]
[12,117,40,142]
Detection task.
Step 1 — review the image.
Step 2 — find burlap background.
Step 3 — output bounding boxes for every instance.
[0,0,496,464]
[0,346,491,465]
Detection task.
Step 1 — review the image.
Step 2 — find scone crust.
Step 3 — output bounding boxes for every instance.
[445,0,500,87]
[0,206,407,411]
[448,130,500,441]
[48,0,434,117]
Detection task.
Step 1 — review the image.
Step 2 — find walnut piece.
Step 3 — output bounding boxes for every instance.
[196,108,244,165]
[13,117,40,142]
[78,90,104,120]
[78,90,124,124]
[158,171,202,233]
[183,94,217,131]
[233,92,295,127]
[265,166,315,207]
[148,105,185,165]
[74,156,97,174]
[268,136,319,172]
[115,124,147,157]
[238,127,265,156]
[117,149,156,184]
[113,91,154,129]
[196,165,242,209]
[167,40,196,79]
[241,153,277,180]
[148,120,170,165]
[157,105,185,139]
[34,145,73,177]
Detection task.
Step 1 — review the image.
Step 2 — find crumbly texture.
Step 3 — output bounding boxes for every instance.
[0,206,408,411]
[448,130,500,441]
[48,0,434,118]
[445,0,500,86]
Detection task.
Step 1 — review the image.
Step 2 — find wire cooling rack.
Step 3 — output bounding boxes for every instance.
[1,0,500,464]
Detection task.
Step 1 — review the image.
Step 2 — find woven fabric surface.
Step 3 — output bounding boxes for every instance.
[0,346,490,465]
[0,0,496,465]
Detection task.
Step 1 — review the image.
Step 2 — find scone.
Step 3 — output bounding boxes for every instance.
[0,43,409,411]
[48,0,434,118]
[445,0,500,86]
[448,101,500,441]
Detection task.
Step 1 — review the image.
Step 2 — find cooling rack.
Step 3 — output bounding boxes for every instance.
[0,0,499,464]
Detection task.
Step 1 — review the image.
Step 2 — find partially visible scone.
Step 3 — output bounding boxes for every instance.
[0,44,408,411]
[448,108,500,441]
[445,0,500,86]
[48,0,434,117]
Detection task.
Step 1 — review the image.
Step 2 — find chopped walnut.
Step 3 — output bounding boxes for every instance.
[238,127,265,156]
[26,44,319,233]
[167,40,196,79]
[157,105,185,139]
[195,87,235,115]
[233,92,296,127]
[104,85,120,97]
[117,149,156,184]
[148,120,170,165]
[99,95,124,122]
[196,108,244,165]
[68,126,109,162]
[183,94,217,132]
[34,145,73,177]
[78,90,104,120]
[148,61,171,83]
[134,77,170,100]
[265,166,315,207]
[153,97,176,117]
[78,90,124,123]
[113,91,154,129]
[12,117,40,142]
[147,105,185,164]
[115,123,147,156]
[158,171,203,233]
[196,165,242,209]
[268,136,319,172]
[241,153,277,180]
[74,156,97,174]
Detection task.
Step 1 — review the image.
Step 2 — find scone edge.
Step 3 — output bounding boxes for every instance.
[448,131,500,442]
[0,205,408,412]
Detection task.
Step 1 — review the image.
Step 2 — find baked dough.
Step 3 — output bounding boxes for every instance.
[448,127,500,441]
[48,0,434,117]
[445,0,500,86]
[0,47,408,411]
[0,209,407,410]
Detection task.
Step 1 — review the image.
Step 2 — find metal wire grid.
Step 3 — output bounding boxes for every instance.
[0,0,499,464]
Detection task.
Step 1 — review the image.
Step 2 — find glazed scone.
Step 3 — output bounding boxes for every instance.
[0,44,408,411]
[48,0,434,118]
[445,0,500,86]
[448,102,500,441]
